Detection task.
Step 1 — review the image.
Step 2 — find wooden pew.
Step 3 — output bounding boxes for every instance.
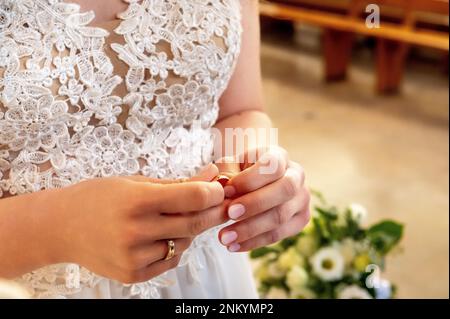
[260,0,449,94]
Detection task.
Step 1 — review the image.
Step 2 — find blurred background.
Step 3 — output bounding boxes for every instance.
[257,0,449,298]
[0,0,447,301]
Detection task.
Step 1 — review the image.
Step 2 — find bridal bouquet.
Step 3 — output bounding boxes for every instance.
[250,193,403,299]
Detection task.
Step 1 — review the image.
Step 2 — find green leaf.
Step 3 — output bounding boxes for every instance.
[367,220,404,254]
[250,247,279,259]
[279,236,297,249]
[313,216,330,245]
[315,206,338,221]
[344,210,366,240]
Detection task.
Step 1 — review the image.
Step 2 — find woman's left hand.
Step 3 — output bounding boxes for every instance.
[217,147,311,252]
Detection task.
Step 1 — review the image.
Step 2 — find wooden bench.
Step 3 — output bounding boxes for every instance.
[260,0,449,94]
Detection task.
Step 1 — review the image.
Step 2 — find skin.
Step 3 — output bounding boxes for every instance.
[215,1,311,252]
[0,0,310,283]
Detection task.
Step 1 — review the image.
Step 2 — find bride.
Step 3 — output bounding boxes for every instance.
[0,0,310,299]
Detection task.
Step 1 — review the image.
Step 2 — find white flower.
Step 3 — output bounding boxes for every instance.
[152,81,211,126]
[51,56,75,84]
[76,124,140,177]
[139,79,166,102]
[0,96,69,151]
[338,285,372,299]
[349,203,368,224]
[286,266,309,290]
[53,28,73,52]
[265,287,288,299]
[200,12,225,37]
[134,32,157,54]
[310,246,345,281]
[140,128,171,179]
[68,110,93,132]
[94,97,123,125]
[267,262,285,279]
[80,78,123,125]
[35,66,54,88]
[149,52,174,79]
[59,79,84,105]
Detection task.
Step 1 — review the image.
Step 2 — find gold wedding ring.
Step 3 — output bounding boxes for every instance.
[164,240,176,261]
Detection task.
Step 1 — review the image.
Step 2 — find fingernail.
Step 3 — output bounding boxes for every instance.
[228,243,241,252]
[228,204,245,220]
[221,231,238,245]
[224,185,236,198]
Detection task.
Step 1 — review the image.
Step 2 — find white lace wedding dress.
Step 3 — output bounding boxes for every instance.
[0,0,258,299]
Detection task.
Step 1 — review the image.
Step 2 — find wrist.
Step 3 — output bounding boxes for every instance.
[27,188,72,266]
[0,188,71,278]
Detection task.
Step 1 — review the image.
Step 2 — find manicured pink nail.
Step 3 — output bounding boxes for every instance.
[228,204,245,220]
[224,186,236,198]
[221,231,238,245]
[228,243,241,252]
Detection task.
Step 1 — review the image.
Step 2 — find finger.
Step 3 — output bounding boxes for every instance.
[227,147,289,196]
[130,238,192,269]
[227,167,304,220]
[122,175,170,184]
[189,164,219,182]
[227,209,311,253]
[288,160,304,175]
[122,255,182,284]
[219,198,300,246]
[214,157,241,178]
[158,200,231,238]
[146,181,225,213]
[123,163,219,184]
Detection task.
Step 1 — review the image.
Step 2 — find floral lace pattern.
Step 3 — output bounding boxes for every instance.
[0,0,242,298]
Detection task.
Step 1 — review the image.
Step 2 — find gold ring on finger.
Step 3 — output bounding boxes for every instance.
[164,240,176,261]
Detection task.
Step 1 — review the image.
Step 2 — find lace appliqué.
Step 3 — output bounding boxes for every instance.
[0,0,242,298]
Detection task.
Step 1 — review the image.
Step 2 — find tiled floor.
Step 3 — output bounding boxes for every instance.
[260,34,449,298]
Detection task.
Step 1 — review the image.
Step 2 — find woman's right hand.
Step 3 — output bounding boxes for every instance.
[49,165,226,284]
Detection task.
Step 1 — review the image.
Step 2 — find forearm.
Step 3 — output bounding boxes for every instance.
[0,190,64,278]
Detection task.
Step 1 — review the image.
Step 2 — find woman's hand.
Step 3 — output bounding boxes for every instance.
[49,165,227,284]
[217,147,311,252]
